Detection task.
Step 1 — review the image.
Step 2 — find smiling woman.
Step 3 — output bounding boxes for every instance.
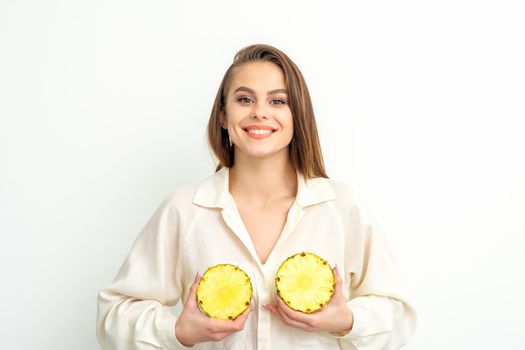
[96,44,417,350]
[208,44,326,179]
[218,61,294,161]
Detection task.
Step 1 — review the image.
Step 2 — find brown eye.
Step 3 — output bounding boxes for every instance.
[271,98,286,105]
[237,96,253,103]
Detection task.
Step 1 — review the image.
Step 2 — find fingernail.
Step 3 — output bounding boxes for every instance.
[194,271,199,283]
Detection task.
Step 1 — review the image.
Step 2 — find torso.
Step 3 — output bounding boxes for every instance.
[234,196,296,265]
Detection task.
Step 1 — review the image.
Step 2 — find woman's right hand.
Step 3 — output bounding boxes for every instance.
[174,272,253,347]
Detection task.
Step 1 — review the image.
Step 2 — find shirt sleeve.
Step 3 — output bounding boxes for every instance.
[96,194,193,350]
[331,192,418,349]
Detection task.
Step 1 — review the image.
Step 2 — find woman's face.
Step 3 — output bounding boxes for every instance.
[221,61,293,160]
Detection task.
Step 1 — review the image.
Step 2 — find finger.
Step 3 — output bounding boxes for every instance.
[333,265,346,302]
[231,304,252,327]
[263,303,279,317]
[207,331,231,341]
[275,292,314,325]
[266,303,308,330]
[194,270,201,283]
[265,303,288,323]
[211,305,253,333]
[274,301,313,331]
[185,271,201,309]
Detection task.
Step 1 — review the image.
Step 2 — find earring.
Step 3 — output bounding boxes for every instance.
[228,135,233,147]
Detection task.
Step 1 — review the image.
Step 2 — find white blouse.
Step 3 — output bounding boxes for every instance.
[96,167,417,349]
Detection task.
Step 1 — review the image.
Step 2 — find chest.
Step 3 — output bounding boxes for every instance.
[184,203,347,283]
[235,198,295,264]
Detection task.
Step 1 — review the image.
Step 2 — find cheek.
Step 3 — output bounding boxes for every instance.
[279,116,294,142]
[225,105,245,123]
[285,127,294,140]
[280,111,294,131]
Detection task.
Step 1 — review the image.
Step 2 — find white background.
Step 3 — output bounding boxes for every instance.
[1,0,524,349]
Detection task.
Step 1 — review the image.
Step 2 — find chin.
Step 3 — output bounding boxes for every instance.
[238,146,288,159]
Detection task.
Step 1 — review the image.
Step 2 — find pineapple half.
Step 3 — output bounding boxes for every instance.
[196,264,253,320]
[275,252,335,313]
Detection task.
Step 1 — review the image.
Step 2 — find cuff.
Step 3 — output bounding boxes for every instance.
[157,314,194,349]
[329,304,366,340]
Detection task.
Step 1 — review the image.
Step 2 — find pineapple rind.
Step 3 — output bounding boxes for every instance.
[275,252,335,313]
[196,263,253,320]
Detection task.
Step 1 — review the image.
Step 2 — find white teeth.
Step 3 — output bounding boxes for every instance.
[247,129,273,134]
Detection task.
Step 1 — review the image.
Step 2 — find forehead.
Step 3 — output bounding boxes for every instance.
[229,61,286,91]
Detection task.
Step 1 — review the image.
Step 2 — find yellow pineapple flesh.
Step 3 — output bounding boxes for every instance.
[275,252,335,313]
[196,264,253,320]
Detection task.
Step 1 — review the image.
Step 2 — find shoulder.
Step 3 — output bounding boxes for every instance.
[163,182,201,207]
[323,177,379,220]
[324,177,384,230]
[324,177,365,207]
[155,178,204,214]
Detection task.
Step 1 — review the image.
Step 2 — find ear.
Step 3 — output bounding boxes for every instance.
[220,110,227,129]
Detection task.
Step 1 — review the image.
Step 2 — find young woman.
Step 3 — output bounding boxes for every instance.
[97,44,417,349]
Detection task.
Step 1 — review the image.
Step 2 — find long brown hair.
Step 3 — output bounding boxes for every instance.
[207,44,328,179]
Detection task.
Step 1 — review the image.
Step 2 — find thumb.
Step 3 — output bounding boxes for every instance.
[332,265,346,302]
[185,271,201,309]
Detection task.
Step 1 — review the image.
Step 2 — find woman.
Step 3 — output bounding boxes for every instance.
[97,44,417,349]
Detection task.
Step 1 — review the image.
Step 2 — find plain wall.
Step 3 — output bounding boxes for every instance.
[1,0,524,349]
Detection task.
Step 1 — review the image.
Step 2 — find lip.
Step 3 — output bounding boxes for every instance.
[243,125,278,131]
[243,125,277,140]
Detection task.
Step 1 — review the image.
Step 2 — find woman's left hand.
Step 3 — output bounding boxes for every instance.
[263,264,354,334]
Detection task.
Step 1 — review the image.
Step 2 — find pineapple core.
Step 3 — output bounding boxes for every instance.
[275,252,335,313]
[196,264,253,320]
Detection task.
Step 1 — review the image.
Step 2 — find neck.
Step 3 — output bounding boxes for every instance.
[228,151,298,207]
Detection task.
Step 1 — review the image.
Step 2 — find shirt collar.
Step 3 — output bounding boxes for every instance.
[192,166,336,209]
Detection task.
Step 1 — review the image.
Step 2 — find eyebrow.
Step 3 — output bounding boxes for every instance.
[233,86,288,95]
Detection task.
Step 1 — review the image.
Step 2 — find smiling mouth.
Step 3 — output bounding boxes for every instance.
[243,128,276,135]
[242,128,277,139]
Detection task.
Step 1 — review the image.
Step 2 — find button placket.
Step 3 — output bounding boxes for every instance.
[251,270,271,350]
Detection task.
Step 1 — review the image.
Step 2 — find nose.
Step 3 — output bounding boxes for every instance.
[252,114,269,120]
[252,100,270,119]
